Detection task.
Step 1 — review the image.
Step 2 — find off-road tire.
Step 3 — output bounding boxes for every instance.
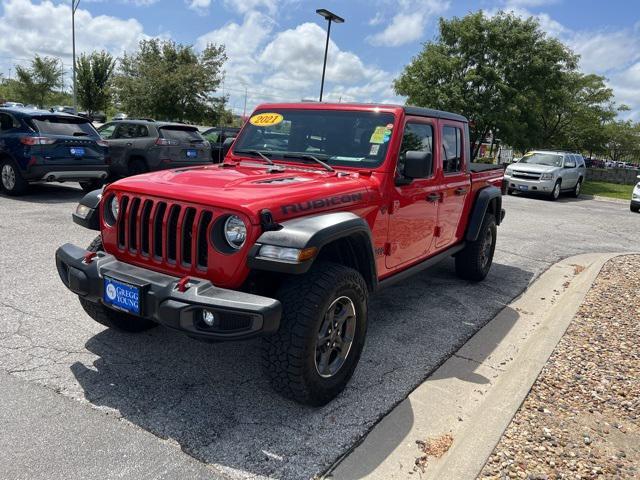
[549,180,561,201]
[127,158,148,176]
[262,262,368,406]
[0,158,28,196]
[79,179,104,192]
[78,236,157,333]
[572,178,582,198]
[455,214,497,281]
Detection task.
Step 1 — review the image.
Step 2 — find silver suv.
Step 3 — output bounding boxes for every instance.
[504,150,586,200]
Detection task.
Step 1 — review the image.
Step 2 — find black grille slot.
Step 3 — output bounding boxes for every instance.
[181,208,196,266]
[117,196,129,248]
[196,211,213,269]
[128,198,141,252]
[166,205,180,262]
[140,200,152,256]
[153,202,167,258]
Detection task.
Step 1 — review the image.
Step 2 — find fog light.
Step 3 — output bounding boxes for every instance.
[202,310,216,326]
[75,204,92,219]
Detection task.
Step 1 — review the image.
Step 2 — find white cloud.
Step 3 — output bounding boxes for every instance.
[368,0,450,47]
[222,0,279,16]
[0,0,146,64]
[569,30,640,74]
[186,0,211,14]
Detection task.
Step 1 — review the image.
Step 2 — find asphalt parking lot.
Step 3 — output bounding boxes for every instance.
[0,185,638,479]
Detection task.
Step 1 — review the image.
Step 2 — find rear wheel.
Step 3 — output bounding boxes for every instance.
[455,214,497,281]
[127,158,148,176]
[0,158,28,196]
[572,178,582,198]
[262,262,368,406]
[78,236,157,333]
[79,179,104,192]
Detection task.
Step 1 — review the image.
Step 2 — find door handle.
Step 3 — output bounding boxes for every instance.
[454,187,468,195]
[426,192,440,202]
[126,142,133,146]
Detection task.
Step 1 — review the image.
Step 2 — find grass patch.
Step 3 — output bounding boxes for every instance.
[582,180,634,200]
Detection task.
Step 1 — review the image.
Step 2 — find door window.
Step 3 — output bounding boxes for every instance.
[442,126,463,173]
[397,123,433,180]
[0,113,19,131]
[98,123,117,139]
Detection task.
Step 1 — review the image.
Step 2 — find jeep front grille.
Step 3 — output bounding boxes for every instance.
[116,194,213,272]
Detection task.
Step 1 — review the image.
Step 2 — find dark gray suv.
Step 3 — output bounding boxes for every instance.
[97,120,212,178]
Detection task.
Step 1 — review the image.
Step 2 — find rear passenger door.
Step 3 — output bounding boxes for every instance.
[563,154,579,188]
[435,122,470,249]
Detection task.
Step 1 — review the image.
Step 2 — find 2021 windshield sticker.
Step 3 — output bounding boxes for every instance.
[250,113,284,127]
[370,126,392,144]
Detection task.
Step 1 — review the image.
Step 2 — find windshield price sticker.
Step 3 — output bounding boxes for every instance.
[370,126,392,144]
[250,113,284,127]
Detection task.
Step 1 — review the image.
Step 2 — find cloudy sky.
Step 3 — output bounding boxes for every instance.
[0,0,638,119]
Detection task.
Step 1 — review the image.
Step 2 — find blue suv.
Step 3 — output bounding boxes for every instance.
[0,107,109,196]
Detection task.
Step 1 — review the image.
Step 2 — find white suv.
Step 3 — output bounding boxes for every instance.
[631,175,640,213]
[504,150,586,200]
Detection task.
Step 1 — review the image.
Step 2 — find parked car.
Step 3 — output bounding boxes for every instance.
[0,107,109,195]
[56,102,505,405]
[112,112,128,121]
[201,126,240,162]
[79,111,107,123]
[96,119,212,178]
[503,150,586,200]
[631,175,640,213]
[53,106,77,115]
[1,102,24,108]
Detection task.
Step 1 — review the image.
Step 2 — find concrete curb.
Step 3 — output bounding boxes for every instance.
[328,252,626,480]
[582,194,630,204]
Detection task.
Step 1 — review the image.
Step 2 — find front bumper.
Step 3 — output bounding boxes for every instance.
[504,175,556,193]
[55,243,282,341]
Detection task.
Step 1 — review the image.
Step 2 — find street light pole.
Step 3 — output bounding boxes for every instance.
[72,0,80,111]
[316,9,344,102]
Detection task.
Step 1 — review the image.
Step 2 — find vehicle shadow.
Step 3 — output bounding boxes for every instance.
[0,183,86,204]
[70,259,534,479]
[507,192,592,203]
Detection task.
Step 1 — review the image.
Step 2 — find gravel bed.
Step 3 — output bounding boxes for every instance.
[479,255,640,480]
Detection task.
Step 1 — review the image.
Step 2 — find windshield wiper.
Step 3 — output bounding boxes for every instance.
[282,153,334,172]
[233,149,275,165]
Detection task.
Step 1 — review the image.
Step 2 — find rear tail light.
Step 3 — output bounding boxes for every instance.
[155,138,179,146]
[20,136,56,145]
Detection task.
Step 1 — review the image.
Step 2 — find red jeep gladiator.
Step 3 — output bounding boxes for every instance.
[56,103,505,405]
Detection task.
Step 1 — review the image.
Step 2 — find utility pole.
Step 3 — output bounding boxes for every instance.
[316,9,344,102]
[72,0,80,110]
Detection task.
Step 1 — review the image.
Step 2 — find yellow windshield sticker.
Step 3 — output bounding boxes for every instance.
[370,126,391,144]
[249,113,284,127]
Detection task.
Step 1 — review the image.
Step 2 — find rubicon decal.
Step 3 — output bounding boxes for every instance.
[280,192,365,215]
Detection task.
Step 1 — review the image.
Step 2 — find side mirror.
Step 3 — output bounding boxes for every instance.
[403,151,432,179]
[222,137,235,158]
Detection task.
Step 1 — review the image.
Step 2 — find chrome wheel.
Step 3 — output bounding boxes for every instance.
[315,296,357,378]
[1,164,16,191]
[480,227,494,269]
[552,182,560,199]
[575,181,581,196]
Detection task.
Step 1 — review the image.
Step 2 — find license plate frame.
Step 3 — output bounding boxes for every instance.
[103,276,142,316]
[517,185,529,191]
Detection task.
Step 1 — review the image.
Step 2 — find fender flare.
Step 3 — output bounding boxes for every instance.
[465,186,503,242]
[72,188,104,231]
[247,211,377,288]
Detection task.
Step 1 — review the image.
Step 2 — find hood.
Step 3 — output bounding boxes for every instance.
[509,163,558,173]
[107,163,374,224]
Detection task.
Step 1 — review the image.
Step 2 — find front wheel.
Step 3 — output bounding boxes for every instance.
[549,180,561,201]
[455,214,497,281]
[78,236,157,333]
[0,158,28,196]
[631,204,640,213]
[262,262,368,406]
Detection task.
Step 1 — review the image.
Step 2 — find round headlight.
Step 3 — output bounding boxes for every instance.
[109,196,119,220]
[223,215,247,250]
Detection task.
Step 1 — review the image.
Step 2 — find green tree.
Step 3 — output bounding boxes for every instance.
[14,55,63,108]
[114,39,226,123]
[603,120,640,162]
[76,51,116,116]
[394,12,582,158]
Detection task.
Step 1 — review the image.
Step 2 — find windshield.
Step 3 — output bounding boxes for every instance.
[30,116,98,137]
[232,109,396,168]
[519,152,563,167]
